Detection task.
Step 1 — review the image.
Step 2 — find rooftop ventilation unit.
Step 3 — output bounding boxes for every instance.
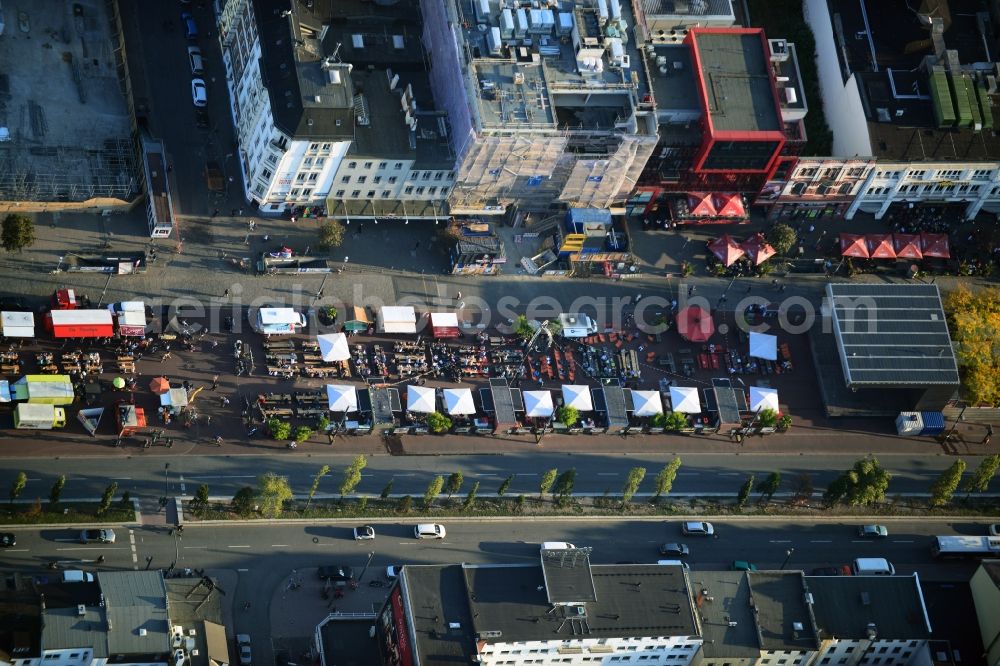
[352,34,364,48]
[77,605,86,616]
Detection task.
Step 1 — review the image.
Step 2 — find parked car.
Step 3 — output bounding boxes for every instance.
[191,78,207,107]
[80,528,116,544]
[414,524,446,539]
[810,565,852,576]
[857,524,888,538]
[0,533,16,547]
[237,634,251,666]
[731,560,758,572]
[386,565,402,580]
[353,525,375,540]
[681,521,714,536]
[541,541,575,551]
[187,46,204,75]
[658,543,689,557]
[317,565,355,582]
[181,12,198,39]
[989,524,1000,536]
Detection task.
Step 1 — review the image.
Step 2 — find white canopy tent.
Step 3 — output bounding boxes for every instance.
[749,332,778,361]
[524,390,554,418]
[749,386,780,412]
[631,390,663,417]
[669,386,701,414]
[326,384,358,412]
[561,384,593,411]
[317,333,350,362]
[407,385,437,413]
[443,388,476,415]
[1,311,35,338]
[159,388,189,408]
[378,306,417,334]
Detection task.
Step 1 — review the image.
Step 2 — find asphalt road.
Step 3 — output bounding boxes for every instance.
[0,452,981,502]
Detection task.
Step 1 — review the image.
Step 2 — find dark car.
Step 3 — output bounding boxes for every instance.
[658,543,690,557]
[317,565,355,582]
[0,533,16,547]
[181,12,198,39]
[810,565,852,576]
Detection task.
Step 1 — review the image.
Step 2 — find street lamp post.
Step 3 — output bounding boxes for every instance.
[357,551,376,584]
[163,463,171,505]
[780,547,795,570]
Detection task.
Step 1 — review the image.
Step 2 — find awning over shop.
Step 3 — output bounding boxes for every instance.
[708,234,745,266]
[326,384,358,412]
[687,192,716,217]
[429,312,461,339]
[407,385,437,413]
[740,233,775,265]
[117,309,147,337]
[749,332,777,361]
[712,192,746,218]
[561,384,593,411]
[524,390,554,418]
[676,306,714,342]
[443,388,476,415]
[892,233,923,259]
[159,388,189,408]
[631,390,663,417]
[342,306,371,332]
[840,233,869,258]
[378,306,417,334]
[866,234,896,259]
[749,385,780,412]
[317,333,350,362]
[49,309,114,338]
[1,311,35,338]
[920,232,951,258]
[669,386,701,414]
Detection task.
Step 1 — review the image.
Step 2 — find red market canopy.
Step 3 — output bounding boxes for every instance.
[920,232,951,258]
[708,234,745,266]
[712,192,746,218]
[840,233,869,258]
[149,377,170,395]
[866,234,896,259]
[676,306,715,342]
[892,233,922,259]
[687,192,716,217]
[740,233,776,265]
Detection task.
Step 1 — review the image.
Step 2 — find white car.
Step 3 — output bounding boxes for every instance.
[353,525,375,540]
[989,524,1000,536]
[236,634,251,666]
[414,523,446,539]
[681,521,715,536]
[386,565,402,579]
[540,541,576,551]
[191,78,207,107]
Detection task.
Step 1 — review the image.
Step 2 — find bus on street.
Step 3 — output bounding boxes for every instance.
[930,535,1000,559]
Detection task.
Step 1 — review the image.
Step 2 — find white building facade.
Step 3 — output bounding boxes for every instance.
[846,163,1000,220]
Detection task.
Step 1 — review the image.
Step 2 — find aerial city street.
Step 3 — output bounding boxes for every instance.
[0,0,999,665]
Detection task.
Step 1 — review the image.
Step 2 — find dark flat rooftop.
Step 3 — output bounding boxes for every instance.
[320,617,382,666]
[747,571,819,652]
[807,574,932,640]
[690,571,760,658]
[541,548,598,604]
[691,31,780,133]
[404,565,477,663]
[826,283,960,388]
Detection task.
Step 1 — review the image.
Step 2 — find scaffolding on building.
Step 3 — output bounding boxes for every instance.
[0,138,139,204]
[453,134,569,210]
[558,133,658,208]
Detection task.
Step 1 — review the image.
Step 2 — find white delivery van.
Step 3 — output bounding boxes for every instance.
[853,557,895,575]
[254,307,306,335]
[541,541,576,551]
[558,313,598,339]
[63,570,95,583]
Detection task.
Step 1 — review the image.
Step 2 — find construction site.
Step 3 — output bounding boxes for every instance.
[0,0,139,212]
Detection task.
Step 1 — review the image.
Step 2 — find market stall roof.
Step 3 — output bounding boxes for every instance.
[704,378,748,425]
[839,233,869,258]
[708,234,745,266]
[866,234,896,259]
[326,384,358,412]
[378,306,417,334]
[343,306,371,331]
[479,378,523,428]
[358,386,402,426]
[749,332,777,361]
[259,308,302,325]
[159,388,189,408]
[561,384,593,411]
[919,232,951,258]
[524,390,554,418]
[892,233,923,259]
[749,385,780,412]
[149,377,171,395]
[317,333,350,362]
[631,390,663,417]
[429,312,461,339]
[712,192,746,218]
[687,192,717,217]
[13,375,75,403]
[117,309,147,336]
[49,309,114,338]
[669,386,701,414]
[407,384,437,413]
[443,388,476,415]
[1,311,35,338]
[0,380,10,403]
[740,233,775,265]
[591,385,629,429]
[676,306,714,342]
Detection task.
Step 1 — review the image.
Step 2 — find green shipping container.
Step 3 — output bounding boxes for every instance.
[929,70,956,128]
[949,72,974,128]
[975,82,994,130]
[964,77,982,129]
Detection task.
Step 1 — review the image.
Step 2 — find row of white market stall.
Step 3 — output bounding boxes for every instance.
[376,307,461,338]
[320,378,781,436]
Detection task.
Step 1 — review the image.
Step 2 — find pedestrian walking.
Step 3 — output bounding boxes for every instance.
[215,435,223,446]
[239,209,244,216]
[161,351,172,362]
[212,208,219,217]
[211,375,219,390]
[211,340,219,349]
[249,220,256,230]
[456,291,462,300]
[221,396,231,406]
[746,284,752,293]
[780,284,787,292]
[205,415,212,426]
[771,278,779,289]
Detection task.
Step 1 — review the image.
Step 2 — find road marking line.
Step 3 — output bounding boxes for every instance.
[769,540,792,543]
[271,544,289,547]
[718,472,739,476]
[237,568,249,572]
[398,542,417,546]
[110,477,133,480]
[4,548,30,552]
[851,540,869,543]
[811,540,832,543]
[183,546,208,550]
[227,545,251,548]
[677,472,701,476]
[56,546,128,551]
[893,540,914,543]
[132,553,138,563]
[187,475,257,480]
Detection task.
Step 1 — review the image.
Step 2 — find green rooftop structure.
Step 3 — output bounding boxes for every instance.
[948,72,974,128]
[929,69,956,128]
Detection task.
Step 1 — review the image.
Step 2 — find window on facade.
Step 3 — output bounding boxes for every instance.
[428,186,437,194]
[388,176,398,184]
[441,187,449,195]
[416,186,425,194]
[357,176,367,183]
[973,169,992,179]
[367,190,375,197]
[262,168,273,180]
[304,158,313,166]
[373,176,382,184]
[404,186,413,194]
[267,154,278,166]
[435,172,444,180]
[395,162,403,169]
[848,167,866,177]
[909,169,926,179]
[291,189,300,197]
[379,161,388,169]
[302,188,312,197]
[352,190,360,197]
[322,143,332,151]
[309,173,318,182]
[316,157,325,167]
[335,190,345,197]
[310,143,319,151]
[341,176,350,183]
[938,169,961,178]
[296,174,306,183]
[382,190,391,197]
[421,172,431,180]
[348,161,357,169]
[798,168,817,177]
[362,161,372,169]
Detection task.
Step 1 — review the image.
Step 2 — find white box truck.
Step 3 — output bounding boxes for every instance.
[14,403,67,429]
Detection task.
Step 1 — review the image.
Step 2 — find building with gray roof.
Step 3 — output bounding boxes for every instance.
[98,571,171,659]
[748,572,820,653]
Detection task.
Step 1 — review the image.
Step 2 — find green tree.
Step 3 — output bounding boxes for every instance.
[396,495,413,513]
[539,468,558,499]
[1,214,36,253]
[554,469,576,504]
[663,412,689,431]
[380,480,394,499]
[339,455,367,497]
[317,415,331,432]
[929,459,966,507]
[317,219,346,249]
[513,315,535,340]
[463,481,480,511]
[423,475,444,508]
[649,412,668,428]
[306,464,331,511]
[9,472,27,504]
[766,222,797,256]
[446,472,464,499]
[516,494,527,513]
[497,474,513,497]
[426,411,453,434]
[231,486,256,516]
[756,472,782,503]
[293,426,313,443]
[653,458,683,499]
[267,418,291,440]
[257,473,293,518]
[757,408,778,429]
[97,481,118,516]
[556,405,579,427]
[621,466,647,505]
[944,285,1000,405]
[737,474,755,511]
[191,484,210,515]
[49,474,66,507]
[824,456,892,506]
[963,454,1000,497]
